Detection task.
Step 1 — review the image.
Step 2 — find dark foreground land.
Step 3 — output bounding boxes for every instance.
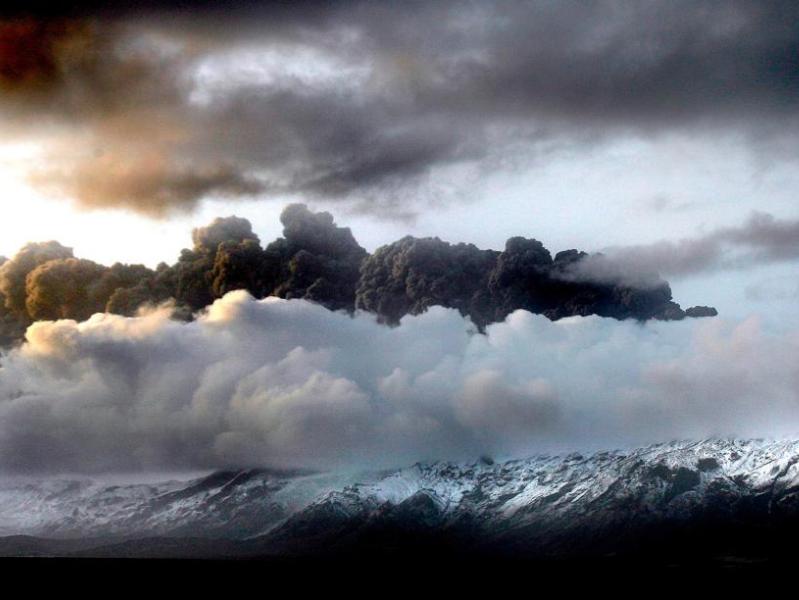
[0,551,792,595]
[3,519,799,564]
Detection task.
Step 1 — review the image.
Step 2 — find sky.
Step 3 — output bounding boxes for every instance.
[0,1,798,474]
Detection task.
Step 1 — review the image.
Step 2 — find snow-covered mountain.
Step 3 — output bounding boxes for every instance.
[3,438,799,559]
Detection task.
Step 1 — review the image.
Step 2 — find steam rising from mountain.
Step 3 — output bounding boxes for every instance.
[0,292,795,475]
[0,204,714,347]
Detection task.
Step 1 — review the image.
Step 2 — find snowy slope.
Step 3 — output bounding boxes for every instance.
[3,438,799,556]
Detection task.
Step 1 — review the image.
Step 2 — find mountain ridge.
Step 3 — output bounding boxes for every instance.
[3,438,799,559]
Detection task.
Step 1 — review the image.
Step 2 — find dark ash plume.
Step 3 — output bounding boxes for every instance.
[0,241,157,344]
[25,257,109,321]
[0,256,24,347]
[0,204,715,348]
[356,237,498,329]
[356,235,689,329]
[266,204,368,312]
[0,240,73,321]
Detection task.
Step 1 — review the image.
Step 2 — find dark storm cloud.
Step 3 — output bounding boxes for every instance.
[2,1,798,215]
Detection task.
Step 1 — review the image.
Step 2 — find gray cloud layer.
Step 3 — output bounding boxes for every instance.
[2,1,798,216]
[1,292,797,475]
[564,212,799,287]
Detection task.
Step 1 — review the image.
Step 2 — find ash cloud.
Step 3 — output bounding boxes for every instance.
[2,1,798,216]
[0,293,796,474]
[33,163,266,216]
[0,241,155,336]
[355,234,690,329]
[0,204,711,348]
[564,212,799,287]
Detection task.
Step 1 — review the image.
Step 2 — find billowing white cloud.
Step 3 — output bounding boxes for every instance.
[1,291,798,474]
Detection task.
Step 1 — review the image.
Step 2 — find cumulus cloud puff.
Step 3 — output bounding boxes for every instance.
[0,291,797,475]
